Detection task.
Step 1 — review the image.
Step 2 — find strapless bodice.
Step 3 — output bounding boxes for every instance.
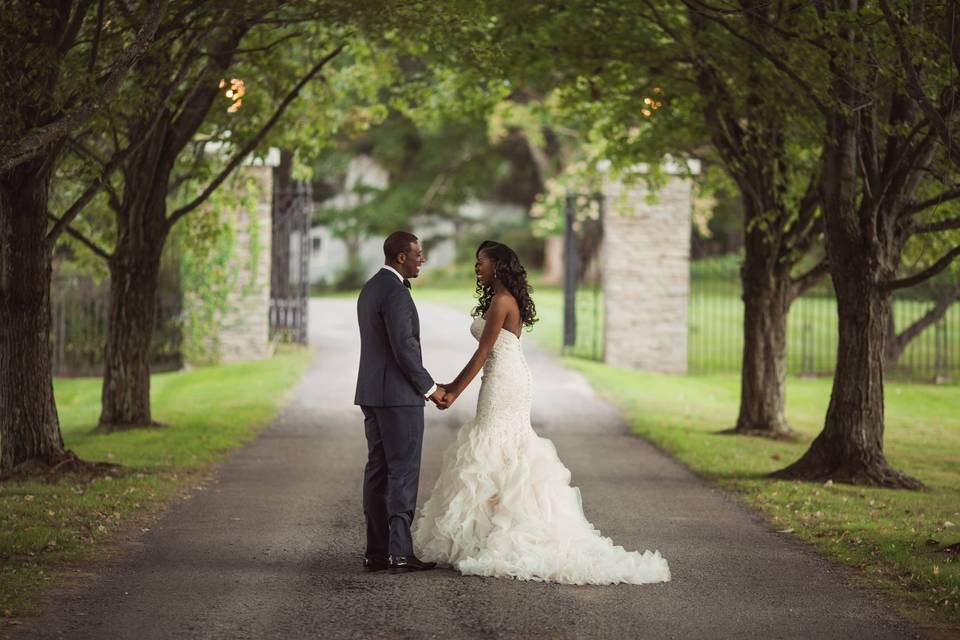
[470,316,522,354]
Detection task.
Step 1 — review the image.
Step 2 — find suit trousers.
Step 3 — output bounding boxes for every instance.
[360,405,425,557]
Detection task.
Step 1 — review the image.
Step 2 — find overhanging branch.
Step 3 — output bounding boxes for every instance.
[46,177,111,246]
[789,257,829,301]
[164,43,344,232]
[679,0,829,115]
[879,0,960,168]
[46,213,111,260]
[0,0,168,173]
[906,187,960,215]
[884,245,960,291]
[46,127,150,244]
[207,31,303,56]
[913,216,960,234]
[892,284,960,353]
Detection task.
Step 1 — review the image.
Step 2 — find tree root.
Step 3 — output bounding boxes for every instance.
[769,454,925,490]
[0,450,121,484]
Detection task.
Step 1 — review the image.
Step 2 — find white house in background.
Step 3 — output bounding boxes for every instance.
[307,155,525,286]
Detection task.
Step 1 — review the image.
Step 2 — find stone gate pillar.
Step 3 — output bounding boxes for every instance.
[602,167,695,373]
[215,163,274,364]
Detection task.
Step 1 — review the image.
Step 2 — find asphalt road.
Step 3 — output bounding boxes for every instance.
[11,297,920,640]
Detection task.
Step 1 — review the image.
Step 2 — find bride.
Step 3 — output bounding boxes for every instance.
[412,240,670,585]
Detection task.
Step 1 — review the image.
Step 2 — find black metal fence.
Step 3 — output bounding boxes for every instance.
[270,181,311,344]
[688,256,960,381]
[50,270,183,377]
[562,192,605,361]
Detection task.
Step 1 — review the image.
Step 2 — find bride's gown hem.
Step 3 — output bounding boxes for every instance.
[412,316,671,586]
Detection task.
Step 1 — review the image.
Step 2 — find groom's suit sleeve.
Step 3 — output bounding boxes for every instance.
[383,287,435,396]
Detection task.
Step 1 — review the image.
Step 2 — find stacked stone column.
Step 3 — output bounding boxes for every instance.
[602,173,693,374]
[216,164,273,364]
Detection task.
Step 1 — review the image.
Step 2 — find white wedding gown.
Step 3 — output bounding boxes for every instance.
[412,316,670,585]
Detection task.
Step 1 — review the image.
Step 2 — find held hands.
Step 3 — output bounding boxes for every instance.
[437,384,459,410]
[428,384,459,410]
[428,386,449,410]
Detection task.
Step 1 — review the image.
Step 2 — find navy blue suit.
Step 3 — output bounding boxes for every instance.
[355,268,434,557]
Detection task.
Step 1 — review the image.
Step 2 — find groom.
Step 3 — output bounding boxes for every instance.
[355,231,447,574]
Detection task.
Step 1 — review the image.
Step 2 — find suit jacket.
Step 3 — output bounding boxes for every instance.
[354,269,434,407]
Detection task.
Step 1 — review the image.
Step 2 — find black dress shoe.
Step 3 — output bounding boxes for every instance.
[363,556,390,572]
[388,554,437,573]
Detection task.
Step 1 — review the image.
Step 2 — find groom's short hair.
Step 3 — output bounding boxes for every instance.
[384,231,419,262]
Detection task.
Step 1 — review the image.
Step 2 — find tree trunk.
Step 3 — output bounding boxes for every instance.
[772,277,922,488]
[772,108,922,489]
[98,203,167,431]
[0,159,74,473]
[96,26,250,431]
[723,186,800,439]
[730,260,797,438]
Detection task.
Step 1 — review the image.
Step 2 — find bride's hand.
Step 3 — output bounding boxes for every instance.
[439,385,459,409]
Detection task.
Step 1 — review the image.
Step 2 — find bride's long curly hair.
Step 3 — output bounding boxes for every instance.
[472,240,538,328]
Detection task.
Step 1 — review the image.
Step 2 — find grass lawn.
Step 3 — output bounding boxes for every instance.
[412,284,960,630]
[0,346,312,618]
[573,363,960,629]
[413,278,960,381]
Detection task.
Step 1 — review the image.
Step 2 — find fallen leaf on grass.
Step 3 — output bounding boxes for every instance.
[941,543,960,555]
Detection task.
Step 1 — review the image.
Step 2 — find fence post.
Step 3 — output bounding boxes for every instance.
[936,320,947,376]
[563,192,578,353]
[593,192,605,361]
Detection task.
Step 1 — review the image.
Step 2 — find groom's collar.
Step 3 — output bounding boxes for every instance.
[380,264,404,283]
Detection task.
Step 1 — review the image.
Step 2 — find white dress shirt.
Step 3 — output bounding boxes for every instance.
[380,266,437,399]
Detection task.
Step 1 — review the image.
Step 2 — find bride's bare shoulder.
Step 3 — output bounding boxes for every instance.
[491,291,520,311]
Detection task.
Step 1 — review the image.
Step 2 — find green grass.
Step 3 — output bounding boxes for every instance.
[570,363,960,629]
[0,346,312,617]
[410,283,960,630]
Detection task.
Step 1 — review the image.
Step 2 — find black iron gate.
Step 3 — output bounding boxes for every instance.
[562,191,605,360]
[270,181,311,344]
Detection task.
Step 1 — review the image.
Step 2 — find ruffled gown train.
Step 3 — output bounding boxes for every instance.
[412,317,670,585]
